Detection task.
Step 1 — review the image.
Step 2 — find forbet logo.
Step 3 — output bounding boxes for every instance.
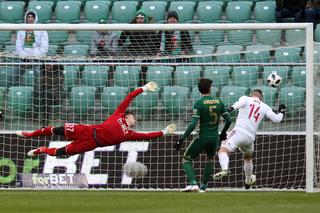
[32,174,75,185]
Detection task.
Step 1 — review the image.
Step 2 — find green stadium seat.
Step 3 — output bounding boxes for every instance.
[114,66,140,87]
[196,1,223,23]
[69,86,96,115]
[146,66,174,87]
[285,29,305,46]
[315,24,320,42]
[82,65,109,88]
[244,44,272,63]
[256,29,281,46]
[55,1,81,23]
[262,66,289,86]
[227,30,253,45]
[133,90,159,115]
[254,1,276,22]
[63,66,80,90]
[75,31,95,45]
[191,45,215,63]
[7,86,33,117]
[27,1,54,23]
[168,1,196,23]
[63,44,90,57]
[251,85,277,107]
[22,68,40,87]
[0,31,12,48]
[225,1,253,23]
[220,85,249,108]
[203,66,231,88]
[0,1,25,23]
[174,66,201,88]
[291,66,306,88]
[4,44,16,54]
[84,1,111,23]
[198,30,225,45]
[232,66,259,87]
[315,87,320,109]
[101,86,128,112]
[0,87,5,112]
[111,1,138,23]
[48,31,69,45]
[162,86,189,114]
[141,1,167,23]
[192,86,219,102]
[274,47,301,63]
[0,66,15,88]
[47,44,59,56]
[279,86,305,117]
[216,45,242,63]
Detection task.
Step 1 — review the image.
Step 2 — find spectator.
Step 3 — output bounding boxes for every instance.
[16,10,48,58]
[157,10,193,62]
[305,0,320,26]
[90,19,118,57]
[118,9,158,56]
[276,0,307,23]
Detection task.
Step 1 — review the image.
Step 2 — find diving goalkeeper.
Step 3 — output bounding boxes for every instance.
[17,82,176,157]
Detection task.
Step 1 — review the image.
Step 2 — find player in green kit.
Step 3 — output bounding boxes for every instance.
[174,78,232,192]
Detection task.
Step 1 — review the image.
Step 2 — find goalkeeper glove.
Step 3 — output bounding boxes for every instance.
[227,107,234,113]
[142,82,158,92]
[278,104,286,115]
[174,138,184,151]
[162,124,176,135]
[220,131,227,141]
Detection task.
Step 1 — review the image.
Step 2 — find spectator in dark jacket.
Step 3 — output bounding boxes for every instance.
[157,11,193,62]
[118,9,158,56]
[305,0,320,26]
[276,0,307,22]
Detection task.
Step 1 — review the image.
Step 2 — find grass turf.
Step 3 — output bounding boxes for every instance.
[0,191,319,213]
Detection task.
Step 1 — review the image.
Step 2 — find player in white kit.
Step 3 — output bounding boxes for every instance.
[213,89,286,189]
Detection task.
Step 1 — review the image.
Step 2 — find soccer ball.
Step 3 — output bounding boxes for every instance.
[122,162,148,178]
[266,72,282,87]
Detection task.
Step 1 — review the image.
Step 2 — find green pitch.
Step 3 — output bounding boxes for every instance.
[0,191,319,213]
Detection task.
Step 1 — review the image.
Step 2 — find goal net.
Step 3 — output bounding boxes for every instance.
[0,23,318,192]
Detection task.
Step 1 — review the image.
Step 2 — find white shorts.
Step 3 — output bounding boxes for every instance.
[221,129,254,155]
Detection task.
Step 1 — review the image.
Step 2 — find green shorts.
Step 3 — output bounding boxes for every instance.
[183,136,219,160]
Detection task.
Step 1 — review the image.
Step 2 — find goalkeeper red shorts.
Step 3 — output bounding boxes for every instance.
[63,123,97,155]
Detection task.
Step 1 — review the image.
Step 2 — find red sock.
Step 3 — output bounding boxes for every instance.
[43,147,57,156]
[29,126,54,137]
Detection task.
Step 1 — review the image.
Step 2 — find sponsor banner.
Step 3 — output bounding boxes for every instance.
[0,134,313,189]
[21,173,88,189]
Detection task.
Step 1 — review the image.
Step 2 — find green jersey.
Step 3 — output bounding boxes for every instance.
[192,95,228,137]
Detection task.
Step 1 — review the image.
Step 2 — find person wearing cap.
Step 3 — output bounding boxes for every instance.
[90,19,118,56]
[118,9,158,56]
[157,10,193,62]
[16,10,48,58]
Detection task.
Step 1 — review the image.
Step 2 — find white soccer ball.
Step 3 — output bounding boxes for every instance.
[122,162,148,178]
[266,72,282,87]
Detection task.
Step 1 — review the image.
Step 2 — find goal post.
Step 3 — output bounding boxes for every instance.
[0,23,318,192]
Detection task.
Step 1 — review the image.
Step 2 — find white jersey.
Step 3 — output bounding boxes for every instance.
[232,96,283,140]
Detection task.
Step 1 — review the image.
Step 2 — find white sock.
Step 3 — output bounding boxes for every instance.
[218,152,229,171]
[244,160,253,183]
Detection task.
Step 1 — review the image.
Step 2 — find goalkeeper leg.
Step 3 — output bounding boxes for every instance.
[17,126,65,138]
[28,146,67,157]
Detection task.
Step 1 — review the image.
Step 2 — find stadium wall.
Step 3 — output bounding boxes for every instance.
[0,134,311,189]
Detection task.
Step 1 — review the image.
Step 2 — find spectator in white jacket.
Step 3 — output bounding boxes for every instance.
[16,10,48,58]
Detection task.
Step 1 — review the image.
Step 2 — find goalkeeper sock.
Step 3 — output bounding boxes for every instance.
[43,147,57,156]
[244,160,253,183]
[218,152,229,171]
[29,126,54,137]
[201,162,213,188]
[182,161,197,185]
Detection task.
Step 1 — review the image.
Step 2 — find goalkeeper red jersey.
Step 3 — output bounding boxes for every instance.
[65,88,163,152]
[93,88,163,146]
